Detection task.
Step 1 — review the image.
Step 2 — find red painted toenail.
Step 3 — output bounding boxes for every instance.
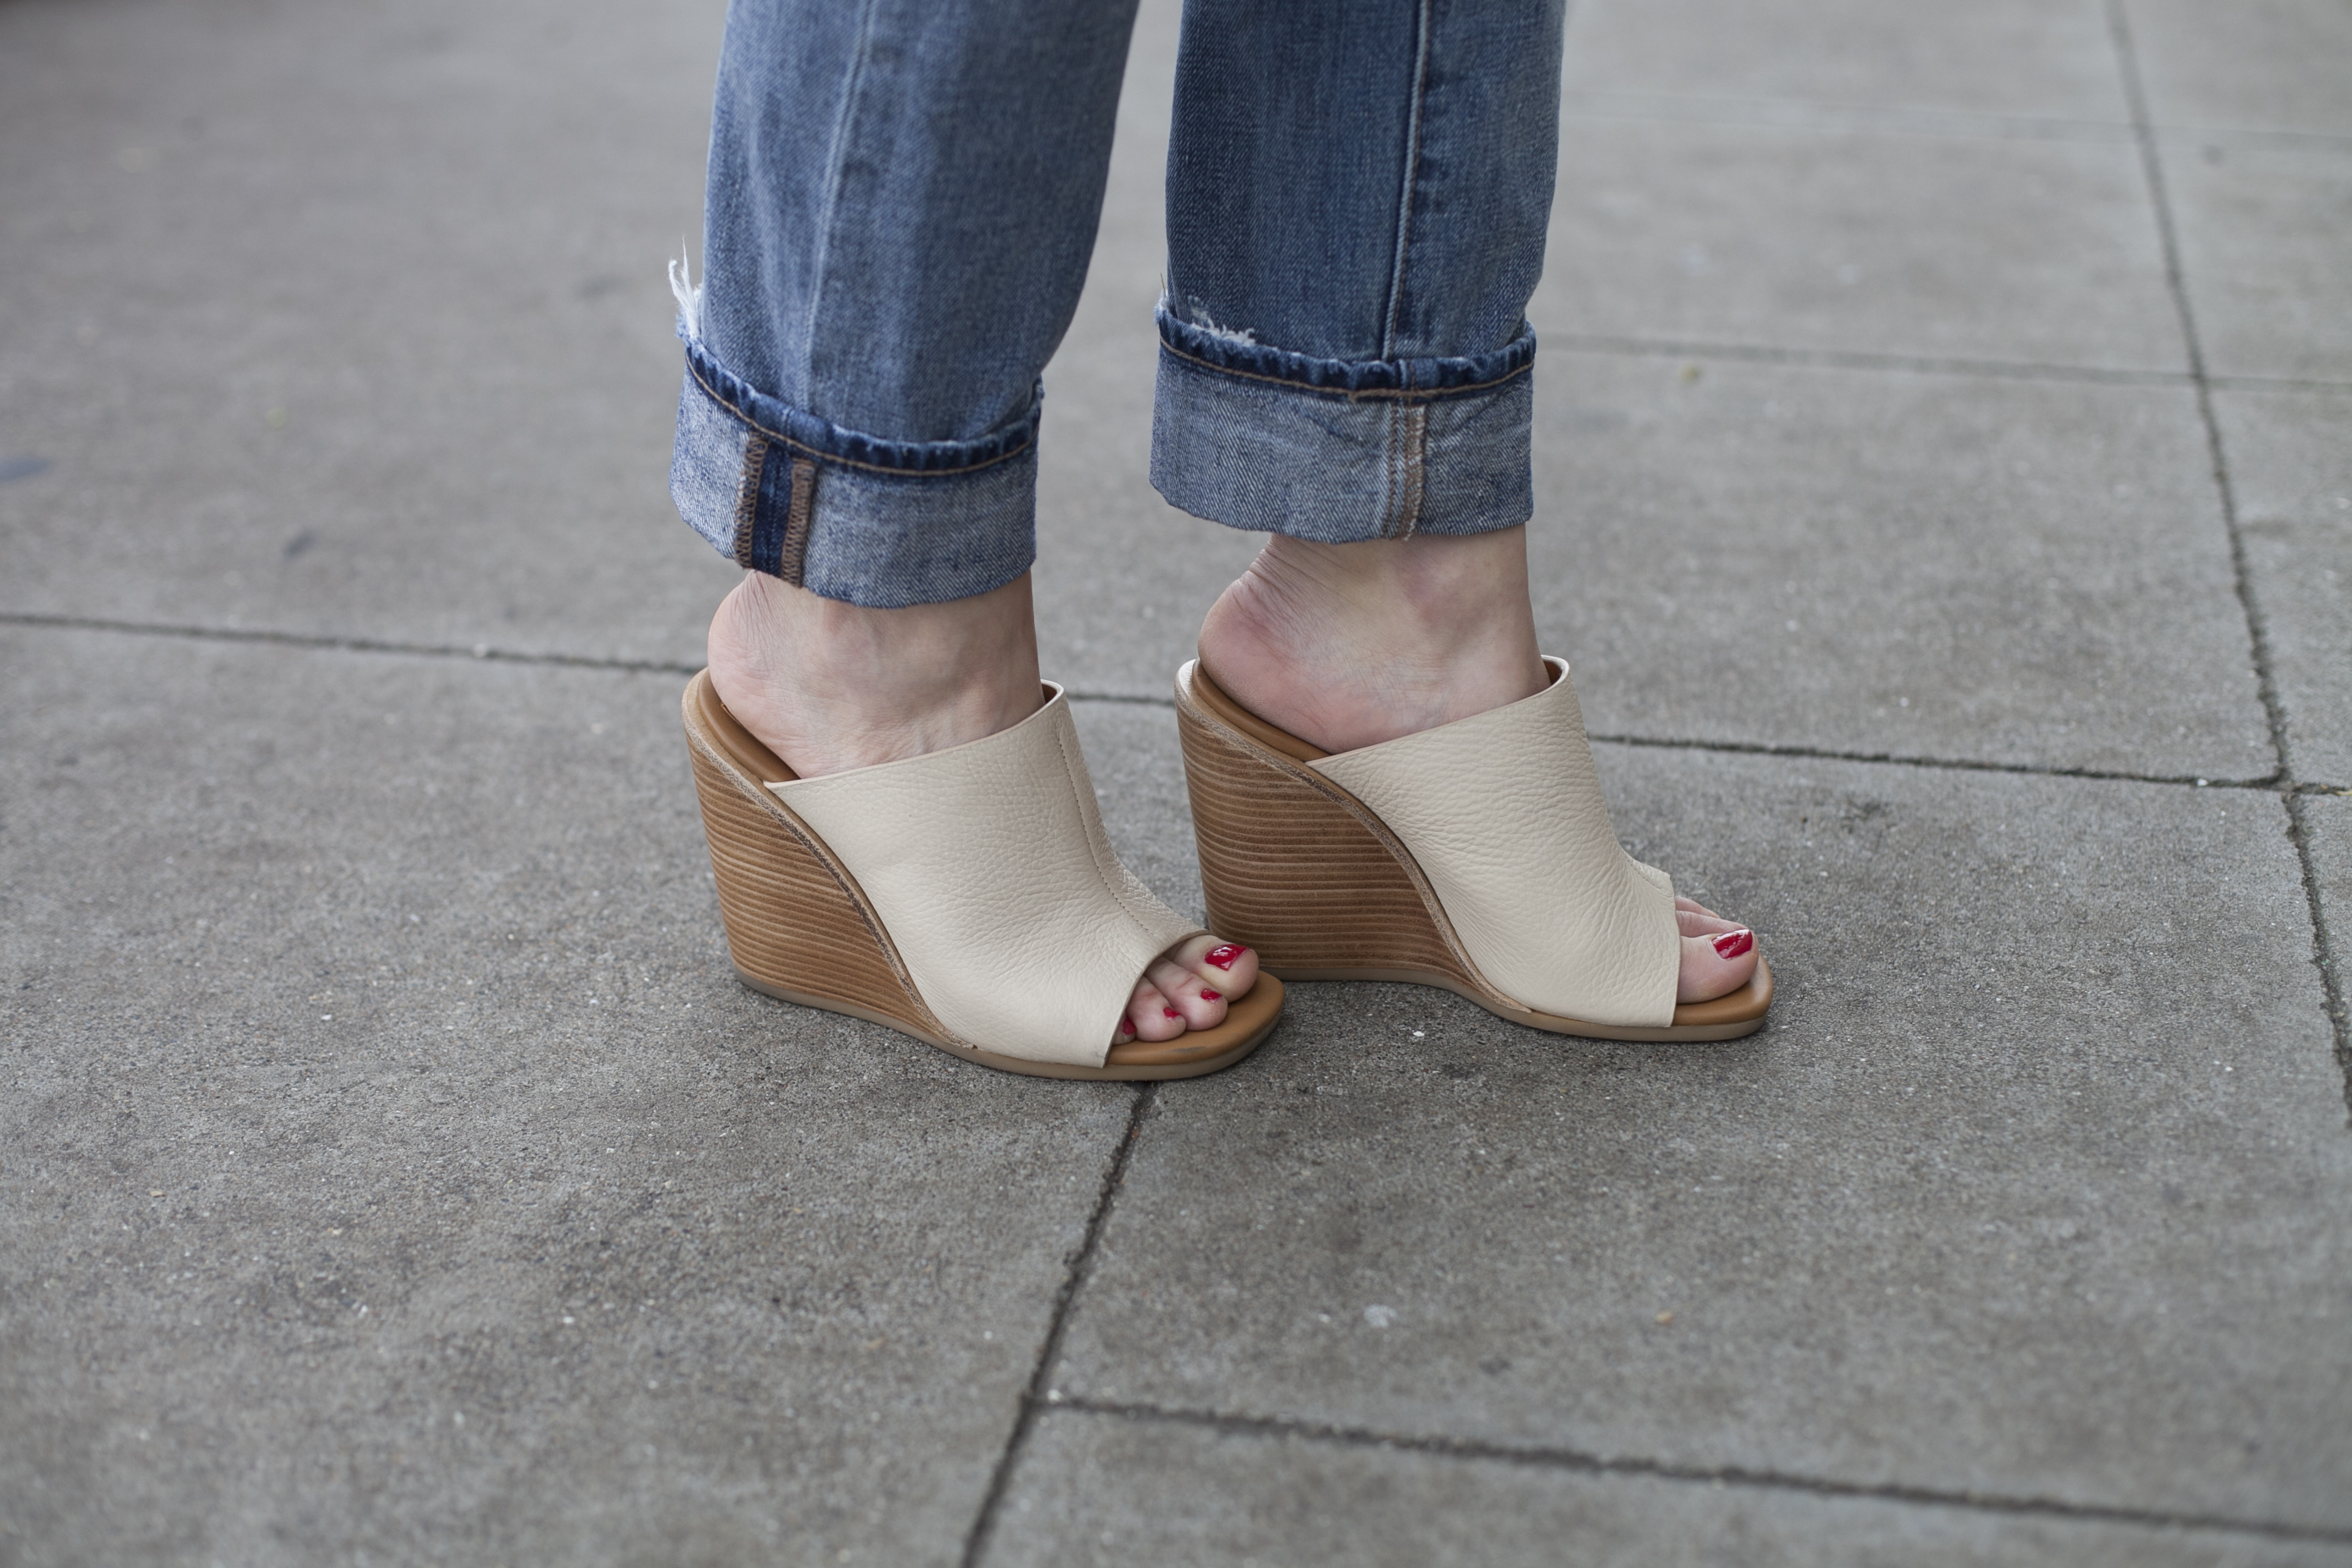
[1203,944,1248,970]
[1162,1006,1184,1020]
[1712,929,1753,960]
[1198,989,1222,1001]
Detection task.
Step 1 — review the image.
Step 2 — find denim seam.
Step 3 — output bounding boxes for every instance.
[1380,401,1421,537]
[732,435,768,568]
[687,357,1036,479]
[1380,0,1437,357]
[1382,400,1429,538]
[778,456,817,584]
[1408,404,1428,524]
[1385,403,1402,536]
[1157,338,1533,404]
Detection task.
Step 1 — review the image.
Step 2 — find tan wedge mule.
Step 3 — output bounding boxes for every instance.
[683,670,1283,1079]
[1175,658,1770,1043]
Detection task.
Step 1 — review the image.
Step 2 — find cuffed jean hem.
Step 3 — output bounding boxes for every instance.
[1147,308,1536,543]
[671,336,1038,608]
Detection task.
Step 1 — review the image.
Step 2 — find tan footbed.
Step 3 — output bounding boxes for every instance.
[1177,661,1771,1043]
[683,671,1283,1080]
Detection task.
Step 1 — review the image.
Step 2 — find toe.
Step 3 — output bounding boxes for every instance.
[1674,896,1741,938]
[1677,926,1759,1004]
[1147,956,1229,1031]
[1125,977,1188,1042]
[1169,934,1260,1002]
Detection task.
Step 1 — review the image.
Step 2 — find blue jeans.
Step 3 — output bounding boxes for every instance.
[672,0,1566,608]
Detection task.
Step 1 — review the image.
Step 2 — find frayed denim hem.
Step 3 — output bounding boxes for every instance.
[670,333,1038,608]
[1148,308,1535,542]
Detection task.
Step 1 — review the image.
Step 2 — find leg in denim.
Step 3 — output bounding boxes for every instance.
[1153,0,1565,543]
[672,0,1141,608]
[675,0,1565,602]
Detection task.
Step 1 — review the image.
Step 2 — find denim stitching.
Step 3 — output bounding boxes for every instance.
[1157,336,1532,405]
[687,357,1037,479]
[777,457,817,585]
[1382,402,1402,536]
[1372,400,1430,539]
[732,435,770,569]
[1398,402,1427,536]
[746,442,790,580]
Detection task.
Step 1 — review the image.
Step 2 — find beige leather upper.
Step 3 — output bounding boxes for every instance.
[1309,657,1681,1027]
[771,684,1200,1066]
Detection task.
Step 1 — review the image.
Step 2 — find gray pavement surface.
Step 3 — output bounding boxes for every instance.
[3,0,2348,1563]
[994,1410,2352,1568]
[2222,387,2352,787]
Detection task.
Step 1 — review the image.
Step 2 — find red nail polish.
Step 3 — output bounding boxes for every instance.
[1203,944,1247,970]
[1712,929,1753,960]
[1198,989,1222,1001]
[1162,1006,1183,1020]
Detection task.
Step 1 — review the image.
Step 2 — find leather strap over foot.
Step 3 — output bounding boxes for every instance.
[1304,657,1681,1029]
[772,684,1201,1066]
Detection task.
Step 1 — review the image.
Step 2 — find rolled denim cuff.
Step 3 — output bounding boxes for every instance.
[671,335,1037,608]
[1147,308,1535,542]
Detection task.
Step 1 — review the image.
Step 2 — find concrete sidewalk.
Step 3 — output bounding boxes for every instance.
[3,0,2349,1561]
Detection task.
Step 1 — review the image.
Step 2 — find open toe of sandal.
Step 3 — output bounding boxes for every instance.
[1174,658,1770,1043]
[683,671,1283,1079]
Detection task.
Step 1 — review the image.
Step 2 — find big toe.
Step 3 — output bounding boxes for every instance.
[1678,926,1758,1004]
[1174,934,1259,1003]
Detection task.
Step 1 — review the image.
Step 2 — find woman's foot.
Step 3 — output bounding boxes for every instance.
[706,570,1260,1046]
[1196,527,1760,1006]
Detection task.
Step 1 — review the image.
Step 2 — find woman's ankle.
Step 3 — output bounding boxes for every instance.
[1196,528,1549,753]
[706,571,1043,778]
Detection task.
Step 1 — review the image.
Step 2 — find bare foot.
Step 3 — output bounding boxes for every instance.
[706,570,1260,1045]
[1196,528,1759,1005]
